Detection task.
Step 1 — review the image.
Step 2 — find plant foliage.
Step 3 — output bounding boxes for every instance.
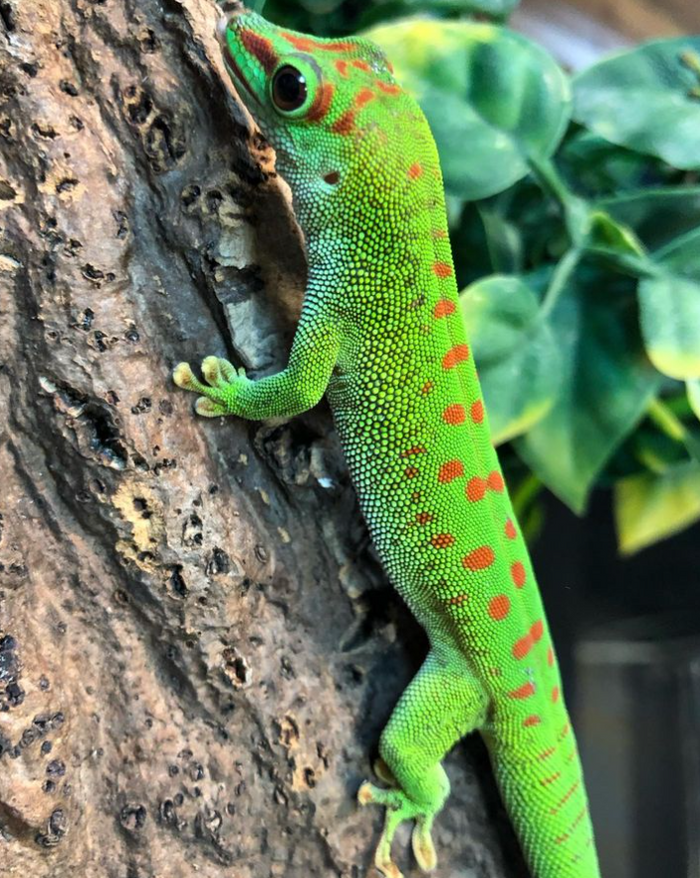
[254,0,700,554]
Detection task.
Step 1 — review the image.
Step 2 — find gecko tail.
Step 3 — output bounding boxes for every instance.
[485,723,601,878]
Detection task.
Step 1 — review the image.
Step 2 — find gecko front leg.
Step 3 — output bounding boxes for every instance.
[173,294,341,421]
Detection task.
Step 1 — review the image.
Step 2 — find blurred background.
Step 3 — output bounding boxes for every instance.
[517,4,700,878]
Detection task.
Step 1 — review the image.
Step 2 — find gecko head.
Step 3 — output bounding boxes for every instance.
[217,8,408,194]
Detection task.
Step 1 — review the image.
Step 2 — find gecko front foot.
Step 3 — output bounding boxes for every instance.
[358,781,438,878]
[173,356,248,417]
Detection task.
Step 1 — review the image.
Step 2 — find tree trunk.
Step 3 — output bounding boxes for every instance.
[0,1,527,875]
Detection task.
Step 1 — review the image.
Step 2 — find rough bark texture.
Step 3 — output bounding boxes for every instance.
[0,1,527,876]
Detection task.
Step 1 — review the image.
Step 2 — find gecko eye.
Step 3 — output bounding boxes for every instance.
[272,65,307,112]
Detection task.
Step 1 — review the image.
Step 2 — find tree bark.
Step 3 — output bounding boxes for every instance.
[0,1,527,875]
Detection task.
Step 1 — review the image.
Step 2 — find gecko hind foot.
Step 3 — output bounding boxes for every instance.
[172,356,247,417]
[358,781,438,877]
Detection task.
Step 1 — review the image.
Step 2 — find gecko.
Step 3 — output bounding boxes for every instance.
[173,4,601,877]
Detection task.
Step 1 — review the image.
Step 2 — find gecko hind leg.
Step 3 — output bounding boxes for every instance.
[359,647,489,877]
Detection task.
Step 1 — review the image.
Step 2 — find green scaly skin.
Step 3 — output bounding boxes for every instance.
[173,8,601,878]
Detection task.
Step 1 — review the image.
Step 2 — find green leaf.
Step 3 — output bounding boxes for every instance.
[515,267,661,512]
[638,228,700,380]
[573,38,700,169]
[615,461,700,554]
[460,276,561,444]
[689,379,700,421]
[365,20,571,200]
[598,187,700,251]
[558,130,668,198]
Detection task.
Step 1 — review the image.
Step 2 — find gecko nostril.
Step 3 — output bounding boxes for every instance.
[323,171,340,185]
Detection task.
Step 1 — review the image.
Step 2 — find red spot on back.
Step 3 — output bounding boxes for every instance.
[421,381,434,395]
[442,344,470,370]
[488,594,511,621]
[487,471,504,491]
[449,593,468,606]
[353,59,371,71]
[433,299,455,319]
[438,460,464,484]
[416,512,434,526]
[464,546,495,570]
[404,466,419,479]
[531,620,544,642]
[547,647,555,667]
[442,404,466,425]
[431,533,456,549]
[552,686,560,703]
[523,715,541,728]
[433,261,453,279]
[513,633,534,660]
[239,30,279,74]
[335,60,349,77]
[408,163,423,179]
[505,519,517,540]
[511,561,526,588]
[433,229,448,239]
[509,682,536,700]
[538,747,556,761]
[307,82,335,122]
[331,110,356,136]
[466,477,487,503]
[471,400,485,424]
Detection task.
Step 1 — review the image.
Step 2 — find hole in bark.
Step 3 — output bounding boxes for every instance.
[0,2,15,31]
[0,180,16,200]
[169,566,188,598]
[56,178,78,193]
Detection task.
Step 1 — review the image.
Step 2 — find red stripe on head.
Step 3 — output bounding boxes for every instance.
[307,82,335,122]
[239,29,279,75]
[331,110,356,136]
[376,80,401,95]
[283,33,355,53]
[355,88,376,108]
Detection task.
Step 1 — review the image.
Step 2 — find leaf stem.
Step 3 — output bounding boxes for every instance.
[540,246,582,317]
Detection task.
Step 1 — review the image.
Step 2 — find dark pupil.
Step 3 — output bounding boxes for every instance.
[273,66,307,111]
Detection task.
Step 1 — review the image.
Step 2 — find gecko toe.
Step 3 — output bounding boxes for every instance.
[412,819,438,872]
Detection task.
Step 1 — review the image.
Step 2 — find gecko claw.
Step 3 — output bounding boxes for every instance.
[412,819,438,872]
[359,780,439,877]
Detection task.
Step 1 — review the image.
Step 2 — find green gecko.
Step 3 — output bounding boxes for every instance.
[173,5,601,877]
